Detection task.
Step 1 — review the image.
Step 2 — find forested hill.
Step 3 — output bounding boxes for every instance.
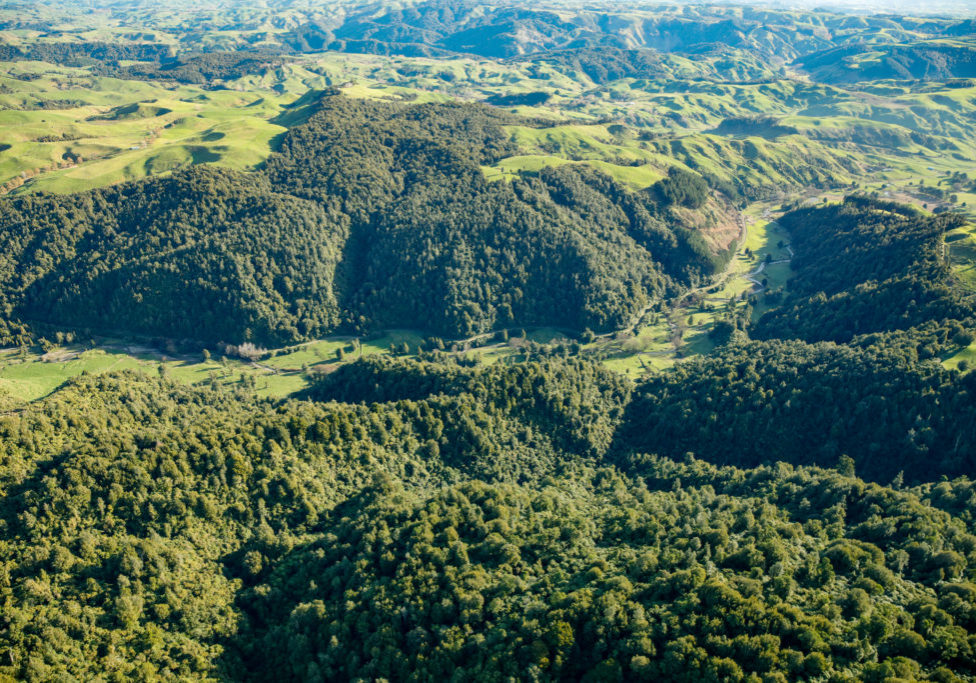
[268,95,728,337]
[5,357,976,680]
[0,168,343,345]
[0,93,729,346]
[615,338,976,483]
[609,197,976,485]
[755,197,972,344]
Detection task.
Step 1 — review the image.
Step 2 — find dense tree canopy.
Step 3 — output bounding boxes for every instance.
[2,358,975,681]
[651,166,710,210]
[0,167,343,346]
[0,181,973,682]
[756,197,973,343]
[0,93,729,345]
[615,338,976,484]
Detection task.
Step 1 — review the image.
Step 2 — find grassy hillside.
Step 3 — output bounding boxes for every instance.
[0,62,292,194]
[797,40,976,84]
[7,54,975,221]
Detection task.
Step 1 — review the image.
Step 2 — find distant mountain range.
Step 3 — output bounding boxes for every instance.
[304,1,976,64]
[7,1,975,84]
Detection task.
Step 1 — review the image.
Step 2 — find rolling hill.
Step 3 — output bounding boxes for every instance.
[0,92,733,345]
[796,41,976,84]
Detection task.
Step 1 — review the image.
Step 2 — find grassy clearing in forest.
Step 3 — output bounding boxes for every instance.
[0,345,304,404]
[947,222,976,290]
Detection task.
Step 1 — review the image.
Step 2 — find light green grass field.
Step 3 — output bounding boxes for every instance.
[946,221,976,290]
[0,66,293,193]
[0,348,144,402]
[944,341,976,371]
[5,52,975,207]
[0,345,308,403]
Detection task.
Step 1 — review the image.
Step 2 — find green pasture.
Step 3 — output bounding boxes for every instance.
[0,65,292,193]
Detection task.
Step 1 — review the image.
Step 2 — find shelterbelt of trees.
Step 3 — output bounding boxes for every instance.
[0,92,728,346]
[3,353,976,681]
